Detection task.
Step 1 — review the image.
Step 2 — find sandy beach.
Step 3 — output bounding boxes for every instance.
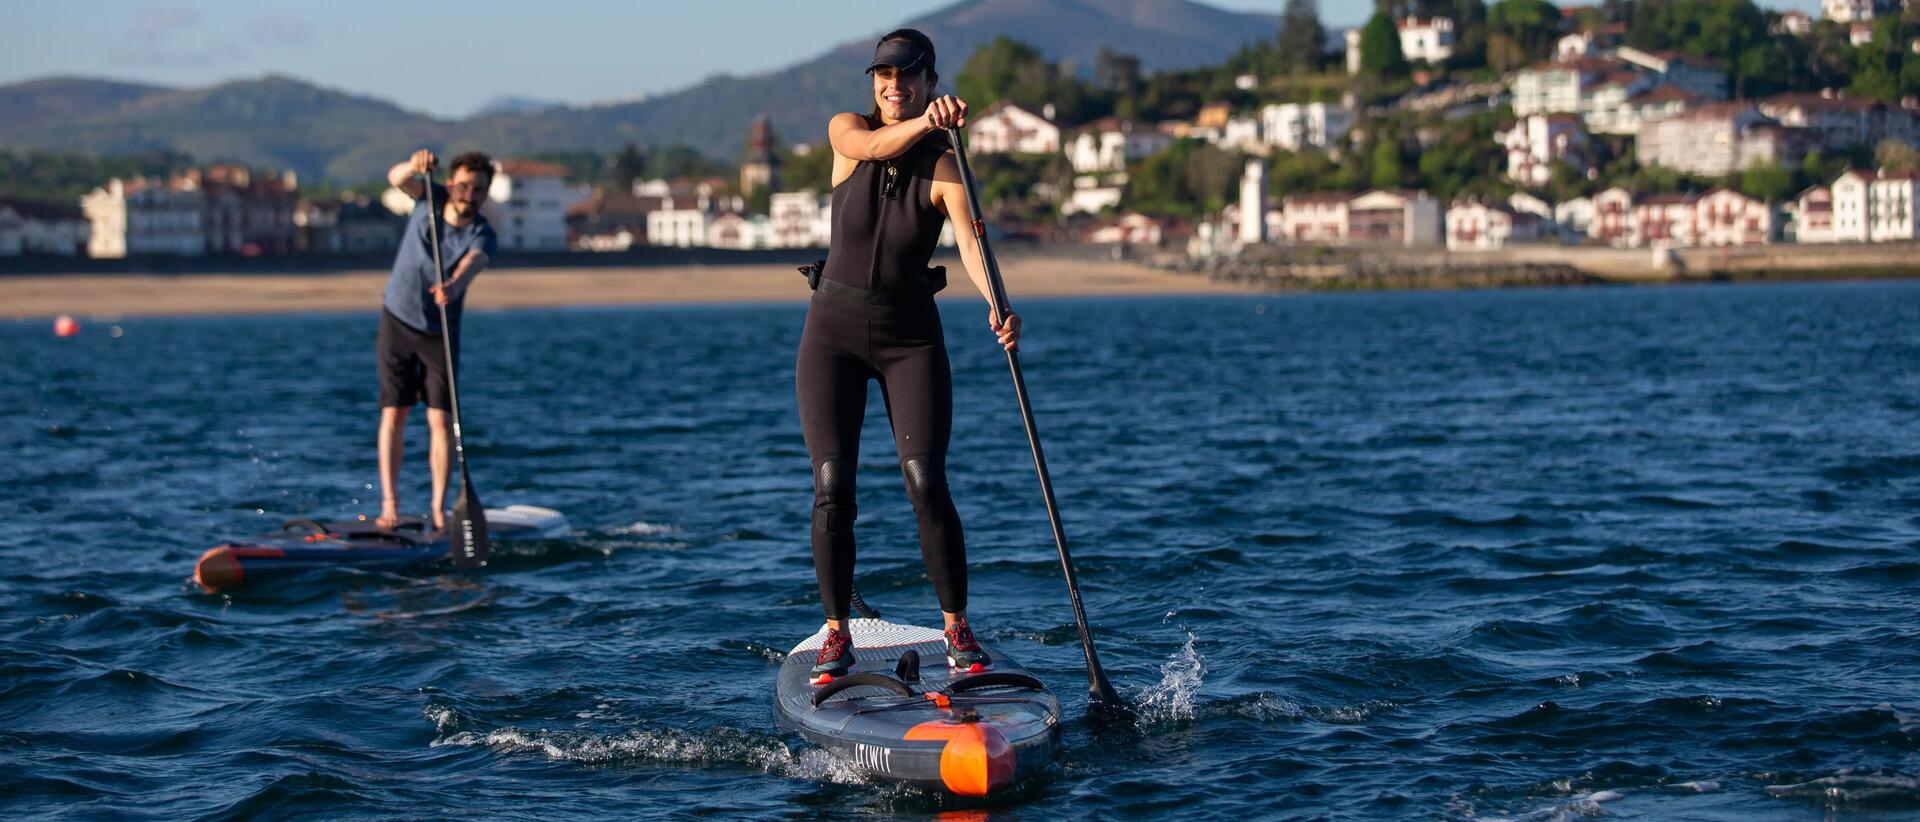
[0,255,1256,320]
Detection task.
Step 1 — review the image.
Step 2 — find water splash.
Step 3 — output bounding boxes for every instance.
[1132,632,1205,725]
[612,521,677,536]
[433,723,869,785]
[1476,789,1622,822]
[1764,769,1920,809]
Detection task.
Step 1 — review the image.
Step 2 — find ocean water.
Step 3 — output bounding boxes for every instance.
[6,282,1920,820]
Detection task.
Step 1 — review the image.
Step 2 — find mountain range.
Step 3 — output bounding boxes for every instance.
[0,0,1279,183]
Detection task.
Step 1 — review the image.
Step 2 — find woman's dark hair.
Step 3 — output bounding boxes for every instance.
[869,29,938,122]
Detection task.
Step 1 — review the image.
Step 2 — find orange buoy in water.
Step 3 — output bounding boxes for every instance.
[53,315,79,337]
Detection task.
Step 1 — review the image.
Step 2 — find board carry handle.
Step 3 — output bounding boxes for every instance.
[281,518,329,534]
[810,672,916,707]
[945,672,1048,693]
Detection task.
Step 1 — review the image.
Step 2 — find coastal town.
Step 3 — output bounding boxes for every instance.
[4,0,1920,272]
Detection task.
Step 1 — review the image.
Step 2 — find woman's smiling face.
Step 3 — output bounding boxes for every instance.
[871,64,931,124]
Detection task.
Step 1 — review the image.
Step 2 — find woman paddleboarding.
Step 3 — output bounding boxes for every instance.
[798,27,1020,685]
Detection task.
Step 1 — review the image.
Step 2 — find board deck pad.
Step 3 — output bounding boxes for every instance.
[193,505,568,592]
[775,618,1060,796]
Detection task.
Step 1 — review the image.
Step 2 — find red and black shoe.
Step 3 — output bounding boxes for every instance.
[945,619,992,673]
[809,627,855,685]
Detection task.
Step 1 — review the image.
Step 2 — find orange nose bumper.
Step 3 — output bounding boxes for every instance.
[194,546,244,592]
[906,720,1015,796]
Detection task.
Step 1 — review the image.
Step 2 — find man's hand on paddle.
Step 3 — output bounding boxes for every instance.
[388,149,439,198]
[991,311,1021,352]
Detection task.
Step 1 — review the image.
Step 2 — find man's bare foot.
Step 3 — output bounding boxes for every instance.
[433,509,448,531]
[376,500,401,530]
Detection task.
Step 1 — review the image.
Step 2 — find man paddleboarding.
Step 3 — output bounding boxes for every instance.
[375,149,497,531]
[798,28,1021,685]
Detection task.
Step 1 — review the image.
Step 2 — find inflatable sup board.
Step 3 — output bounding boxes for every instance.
[194,505,568,592]
[774,618,1060,796]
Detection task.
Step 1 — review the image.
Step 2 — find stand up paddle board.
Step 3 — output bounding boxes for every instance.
[193,505,568,592]
[774,618,1060,796]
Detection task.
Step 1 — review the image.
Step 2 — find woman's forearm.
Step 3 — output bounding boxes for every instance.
[830,113,933,162]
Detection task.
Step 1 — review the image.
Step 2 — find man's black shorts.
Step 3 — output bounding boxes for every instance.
[377,308,458,409]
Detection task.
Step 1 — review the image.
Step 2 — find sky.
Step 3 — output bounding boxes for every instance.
[2,0,1828,120]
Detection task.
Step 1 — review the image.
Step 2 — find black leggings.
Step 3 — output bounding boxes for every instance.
[796,294,966,620]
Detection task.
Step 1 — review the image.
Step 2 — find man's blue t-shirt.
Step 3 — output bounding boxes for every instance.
[382,183,498,334]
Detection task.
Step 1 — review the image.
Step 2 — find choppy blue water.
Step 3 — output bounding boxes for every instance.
[7,282,1920,820]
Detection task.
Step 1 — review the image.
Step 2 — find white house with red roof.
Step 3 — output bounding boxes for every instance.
[1791,184,1837,243]
[1869,170,1920,241]
[1760,91,1920,151]
[1497,113,1592,187]
[1398,17,1456,64]
[1774,10,1815,35]
[969,101,1061,155]
[1615,47,1728,100]
[1824,0,1894,23]
[1589,187,1636,247]
[1832,169,1876,242]
[0,198,88,256]
[769,191,831,249]
[81,176,207,258]
[488,159,576,252]
[1630,192,1702,248]
[1279,193,1351,244]
[1695,188,1777,246]
[1068,118,1172,174]
[1446,200,1546,250]
[1638,105,1808,177]
[1349,189,1444,248]
[1557,24,1626,60]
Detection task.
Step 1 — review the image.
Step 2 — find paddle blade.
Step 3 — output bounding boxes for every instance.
[1086,678,1136,726]
[448,470,491,568]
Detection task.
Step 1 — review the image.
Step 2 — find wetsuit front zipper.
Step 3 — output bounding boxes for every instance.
[867,162,897,291]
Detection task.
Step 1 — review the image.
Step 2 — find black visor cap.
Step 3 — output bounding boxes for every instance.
[866,39,933,75]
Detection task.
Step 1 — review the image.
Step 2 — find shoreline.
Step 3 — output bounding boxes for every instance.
[11,243,1920,321]
[0,255,1258,320]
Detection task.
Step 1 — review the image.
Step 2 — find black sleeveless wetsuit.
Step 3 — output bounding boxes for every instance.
[797,130,965,621]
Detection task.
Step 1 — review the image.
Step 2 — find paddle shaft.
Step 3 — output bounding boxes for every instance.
[420,172,490,567]
[944,127,1121,709]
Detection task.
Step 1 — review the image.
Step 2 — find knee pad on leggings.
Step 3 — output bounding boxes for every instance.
[900,457,952,512]
[812,458,857,533]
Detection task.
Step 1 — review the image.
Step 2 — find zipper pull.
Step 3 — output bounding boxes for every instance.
[884,164,899,199]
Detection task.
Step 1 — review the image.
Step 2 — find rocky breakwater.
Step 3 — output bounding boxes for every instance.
[1166,245,1604,292]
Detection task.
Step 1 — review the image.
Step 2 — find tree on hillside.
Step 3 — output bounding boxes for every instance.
[1095,48,1143,96]
[1735,162,1794,202]
[781,145,833,193]
[1359,12,1410,77]
[1371,138,1406,189]
[957,37,1052,113]
[1485,0,1561,73]
[0,149,196,201]
[1878,139,1920,174]
[956,37,1113,125]
[1852,16,1920,103]
[1446,0,1491,70]
[1624,0,1790,97]
[1276,0,1328,73]
[1124,139,1242,218]
[610,143,644,193]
